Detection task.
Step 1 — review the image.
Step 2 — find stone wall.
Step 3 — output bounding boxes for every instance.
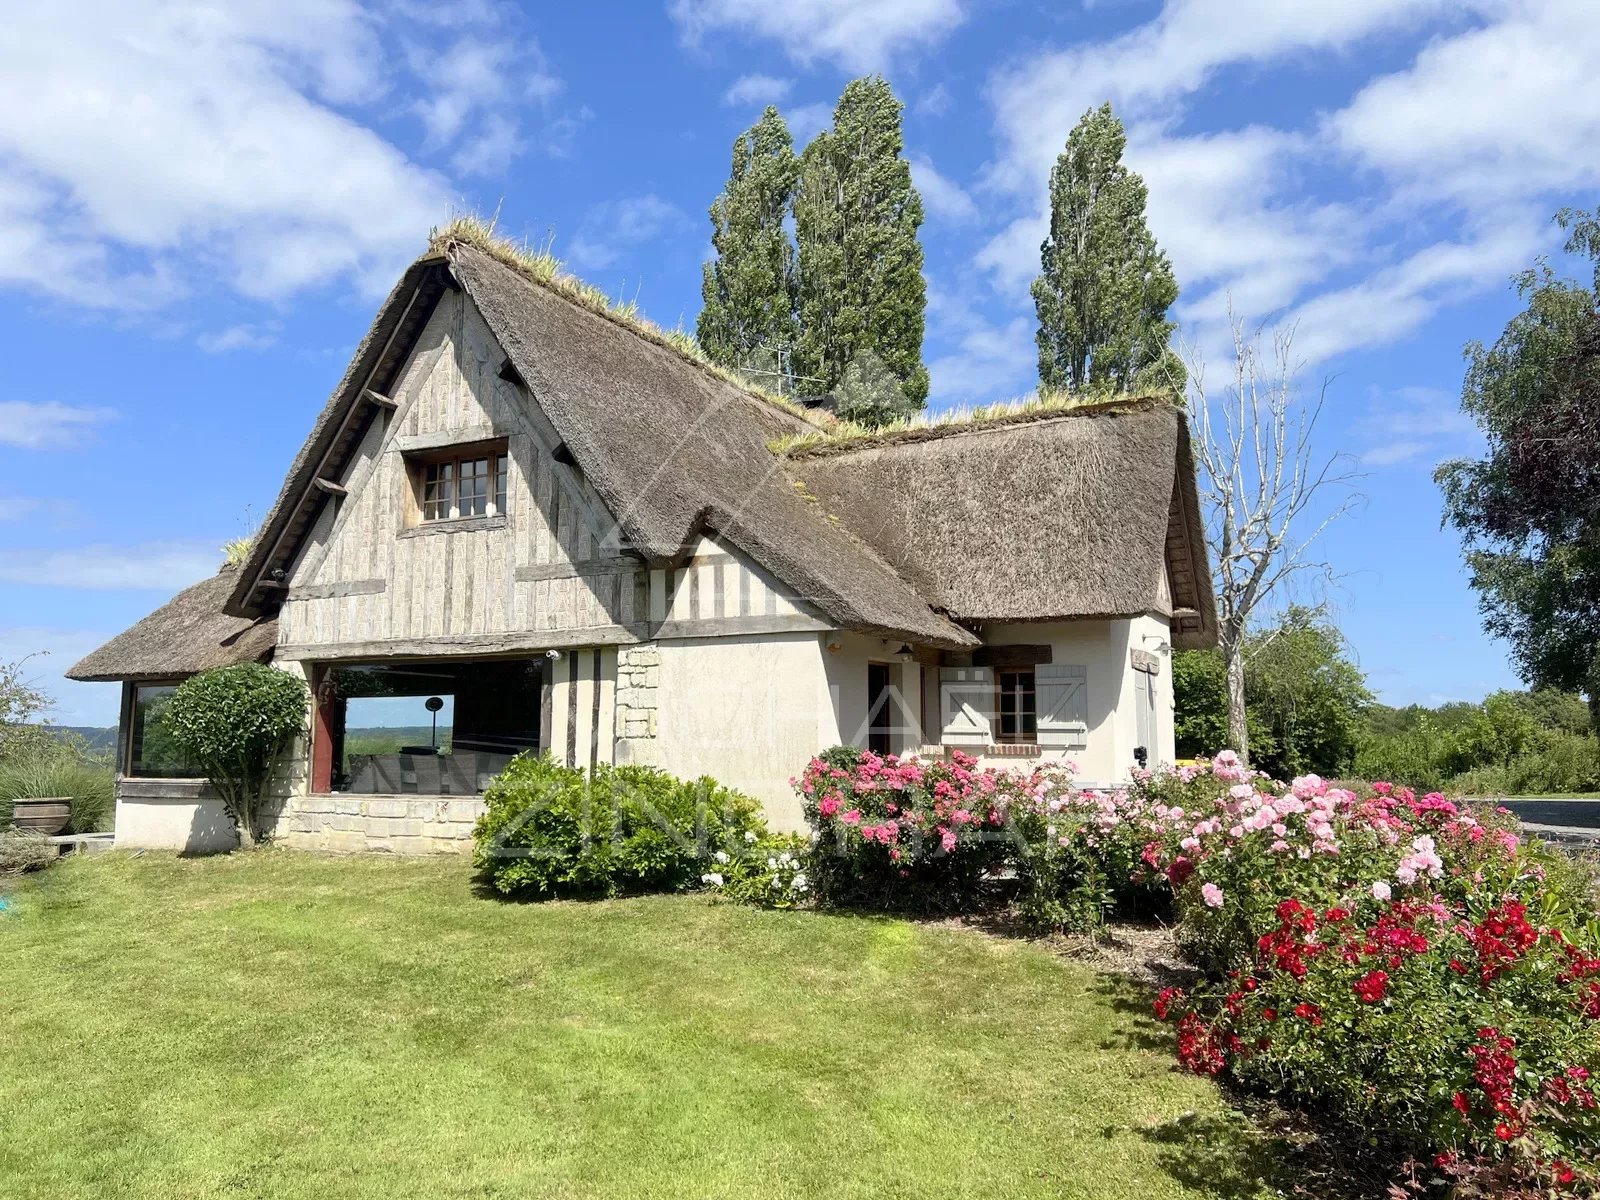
[266,794,484,854]
[613,641,660,764]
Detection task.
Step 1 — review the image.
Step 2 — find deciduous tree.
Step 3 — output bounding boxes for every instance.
[698,107,799,373]
[1187,313,1360,763]
[794,76,928,412]
[1437,208,1600,729]
[1032,103,1182,394]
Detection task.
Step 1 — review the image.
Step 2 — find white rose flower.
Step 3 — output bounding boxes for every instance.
[744,830,758,843]
[714,850,729,865]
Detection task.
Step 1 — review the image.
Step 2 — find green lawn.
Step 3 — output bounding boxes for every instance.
[0,852,1281,1200]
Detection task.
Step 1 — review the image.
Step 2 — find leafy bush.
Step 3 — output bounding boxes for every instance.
[1454,731,1600,796]
[798,748,1025,913]
[0,752,114,834]
[701,832,813,908]
[164,664,308,848]
[0,829,56,874]
[1108,755,1600,1188]
[473,754,764,899]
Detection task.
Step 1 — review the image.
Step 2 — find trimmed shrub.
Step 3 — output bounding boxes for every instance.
[798,748,1027,913]
[164,664,308,848]
[0,754,114,834]
[473,754,764,899]
[0,829,56,874]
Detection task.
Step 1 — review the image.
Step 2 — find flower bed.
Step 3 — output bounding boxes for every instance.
[1119,754,1600,1193]
[779,746,1600,1193]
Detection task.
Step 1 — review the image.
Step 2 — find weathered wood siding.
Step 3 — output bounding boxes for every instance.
[277,291,643,658]
[274,291,829,660]
[646,535,832,640]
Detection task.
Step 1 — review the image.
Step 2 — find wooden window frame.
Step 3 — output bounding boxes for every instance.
[992,666,1038,745]
[406,440,509,527]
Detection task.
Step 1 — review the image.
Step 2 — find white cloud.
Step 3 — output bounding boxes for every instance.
[915,84,953,118]
[670,0,967,72]
[976,0,1600,369]
[722,74,792,108]
[1329,0,1600,203]
[405,20,563,176]
[197,323,280,354]
[983,0,1481,195]
[566,195,691,272]
[1283,219,1547,365]
[925,285,1036,406]
[1354,385,1479,467]
[0,1,570,310]
[784,103,835,145]
[0,401,115,449]
[909,156,977,224]
[0,541,221,591]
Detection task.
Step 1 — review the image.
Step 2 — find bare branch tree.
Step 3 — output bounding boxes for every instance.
[1185,306,1362,764]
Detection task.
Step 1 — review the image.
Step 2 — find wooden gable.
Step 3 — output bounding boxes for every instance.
[277,290,645,659]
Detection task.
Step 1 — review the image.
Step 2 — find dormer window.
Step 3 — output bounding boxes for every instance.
[412,443,509,524]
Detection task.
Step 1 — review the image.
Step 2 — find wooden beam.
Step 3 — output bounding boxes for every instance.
[363,388,398,410]
[514,557,642,584]
[973,644,1053,668]
[311,477,348,496]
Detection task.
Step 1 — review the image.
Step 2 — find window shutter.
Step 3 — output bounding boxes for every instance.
[939,667,992,747]
[1037,664,1088,750]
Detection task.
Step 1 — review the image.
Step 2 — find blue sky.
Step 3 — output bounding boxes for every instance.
[2,0,1597,726]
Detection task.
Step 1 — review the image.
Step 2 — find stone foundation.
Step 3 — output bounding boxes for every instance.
[267,794,485,854]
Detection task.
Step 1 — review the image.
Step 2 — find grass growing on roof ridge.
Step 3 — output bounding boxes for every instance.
[429,214,828,429]
[772,389,1176,457]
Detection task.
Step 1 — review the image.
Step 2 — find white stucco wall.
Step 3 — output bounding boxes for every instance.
[649,630,834,830]
[113,783,238,853]
[974,616,1175,786]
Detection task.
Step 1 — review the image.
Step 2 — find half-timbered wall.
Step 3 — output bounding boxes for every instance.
[276,290,642,659]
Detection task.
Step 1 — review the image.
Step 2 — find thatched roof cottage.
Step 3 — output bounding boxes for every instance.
[71,228,1215,853]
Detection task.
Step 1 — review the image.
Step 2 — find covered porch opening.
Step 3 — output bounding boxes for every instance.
[311,657,545,795]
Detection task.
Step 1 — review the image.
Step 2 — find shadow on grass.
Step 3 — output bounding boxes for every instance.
[1111,1109,1297,1199]
[1091,972,1175,1053]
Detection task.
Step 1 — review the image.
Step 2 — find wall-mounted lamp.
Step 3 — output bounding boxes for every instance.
[1142,635,1172,656]
[826,639,843,655]
[893,643,915,663]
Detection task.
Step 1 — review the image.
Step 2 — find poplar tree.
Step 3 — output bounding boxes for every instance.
[794,76,929,411]
[1032,103,1182,393]
[697,107,798,372]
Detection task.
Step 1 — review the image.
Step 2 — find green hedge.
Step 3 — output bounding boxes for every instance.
[472,754,764,899]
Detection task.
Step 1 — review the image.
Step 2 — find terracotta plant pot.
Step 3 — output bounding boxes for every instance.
[10,798,71,836]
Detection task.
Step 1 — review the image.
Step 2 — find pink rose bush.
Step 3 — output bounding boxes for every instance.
[1129,757,1600,1191]
[789,744,1599,1188]
[797,746,1033,912]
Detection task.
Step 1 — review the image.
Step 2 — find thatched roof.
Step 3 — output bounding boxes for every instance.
[228,239,977,649]
[216,228,1213,653]
[790,399,1218,649]
[67,566,279,682]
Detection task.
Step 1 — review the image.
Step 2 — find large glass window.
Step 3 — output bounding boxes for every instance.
[128,683,204,778]
[316,660,542,794]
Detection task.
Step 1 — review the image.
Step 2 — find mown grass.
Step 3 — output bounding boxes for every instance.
[0,852,1285,1199]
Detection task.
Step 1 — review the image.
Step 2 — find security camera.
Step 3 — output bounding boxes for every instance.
[545,649,562,660]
